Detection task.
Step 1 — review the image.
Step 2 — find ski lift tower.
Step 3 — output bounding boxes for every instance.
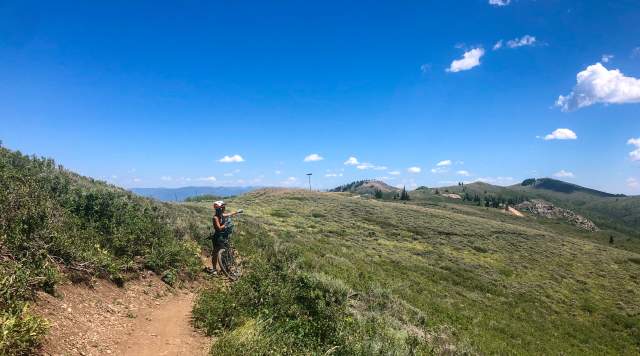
[306,173,312,191]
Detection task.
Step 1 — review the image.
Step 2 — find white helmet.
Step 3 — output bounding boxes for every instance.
[213,200,225,208]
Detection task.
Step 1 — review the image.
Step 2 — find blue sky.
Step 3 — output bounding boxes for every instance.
[1,0,639,193]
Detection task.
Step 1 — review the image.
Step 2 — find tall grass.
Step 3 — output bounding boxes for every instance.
[193,217,469,355]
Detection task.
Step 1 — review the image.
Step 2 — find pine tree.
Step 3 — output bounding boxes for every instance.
[400,186,410,200]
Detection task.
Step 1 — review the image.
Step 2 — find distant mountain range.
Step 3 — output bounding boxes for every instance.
[131,186,260,202]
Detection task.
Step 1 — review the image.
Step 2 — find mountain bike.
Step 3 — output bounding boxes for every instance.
[216,212,243,281]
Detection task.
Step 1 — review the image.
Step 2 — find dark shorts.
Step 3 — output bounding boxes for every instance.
[211,232,228,263]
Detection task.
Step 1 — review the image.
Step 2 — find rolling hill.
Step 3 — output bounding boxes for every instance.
[192,189,640,354]
[407,179,640,243]
[329,179,400,197]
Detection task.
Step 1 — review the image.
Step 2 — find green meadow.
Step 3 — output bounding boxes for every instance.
[194,189,640,355]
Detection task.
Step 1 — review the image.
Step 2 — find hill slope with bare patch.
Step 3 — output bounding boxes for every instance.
[193,189,640,354]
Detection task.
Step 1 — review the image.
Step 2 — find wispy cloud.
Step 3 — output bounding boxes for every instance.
[447,48,485,73]
[219,154,245,163]
[388,171,401,176]
[436,159,452,167]
[543,128,577,140]
[556,63,640,111]
[489,0,511,6]
[344,156,359,165]
[160,176,172,181]
[304,153,324,162]
[456,170,470,176]
[357,162,387,170]
[628,137,640,161]
[506,35,536,48]
[281,176,298,186]
[554,170,575,178]
[197,176,217,182]
[325,173,343,177]
[407,166,422,174]
[601,54,614,63]
[627,177,639,189]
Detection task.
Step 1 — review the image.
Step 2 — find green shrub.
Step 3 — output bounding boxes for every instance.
[193,226,436,355]
[0,146,205,351]
[0,304,48,356]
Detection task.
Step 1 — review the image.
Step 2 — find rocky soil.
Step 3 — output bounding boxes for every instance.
[516,199,599,231]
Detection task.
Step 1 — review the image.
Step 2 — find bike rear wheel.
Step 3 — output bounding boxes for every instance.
[217,248,241,281]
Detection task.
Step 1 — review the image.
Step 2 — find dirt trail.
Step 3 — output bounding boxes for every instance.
[35,272,211,356]
[115,292,209,356]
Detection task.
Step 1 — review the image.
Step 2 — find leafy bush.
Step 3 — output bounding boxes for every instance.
[0,304,48,355]
[0,145,205,352]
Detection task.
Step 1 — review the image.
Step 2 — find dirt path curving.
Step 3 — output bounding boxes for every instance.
[35,273,211,356]
[115,292,209,356]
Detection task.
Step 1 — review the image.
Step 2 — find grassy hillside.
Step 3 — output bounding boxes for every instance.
[194,189,640,355]
[0,146,209,354]
[408,181,640,253]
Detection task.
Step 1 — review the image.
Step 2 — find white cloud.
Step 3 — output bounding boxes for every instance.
[553,170,575,178]
[344,156,359,165]
[223,172,234,177]
[628,137,640,161]
[543,128,577,140]
[489,0,511,6]
[420,64,431,73]
[356,162,387,170]
[627,177,639,189]
[274,170,282,175]
[304,153,324,162]
[133,177,142,183]
[456,170,470,176]
[281,176,298,186]
[407,166,422,174]
[493,40,503,50]
[447,48,485,73]
[388,171,401,175]
[632,47,640,58]
[219,154,245,163]
[198,176,217,182]
[436,159,452,167]
[556,63,640,111]
[160,176,172,181]
[325,173,343,177]
[601,54,614,63]
[431,167,448,174]
[506,35,537,48]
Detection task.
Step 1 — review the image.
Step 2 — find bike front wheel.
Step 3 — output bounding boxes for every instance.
[217,248,241,281]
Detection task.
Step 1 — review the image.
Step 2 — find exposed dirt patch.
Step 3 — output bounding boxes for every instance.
[115,292,209,355]
[507,206,524,217]
[34,272,209,355]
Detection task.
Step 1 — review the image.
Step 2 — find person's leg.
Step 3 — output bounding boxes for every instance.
[211,237,219,273]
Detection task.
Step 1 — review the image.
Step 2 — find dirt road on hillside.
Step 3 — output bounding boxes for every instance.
[115,292,209,356]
